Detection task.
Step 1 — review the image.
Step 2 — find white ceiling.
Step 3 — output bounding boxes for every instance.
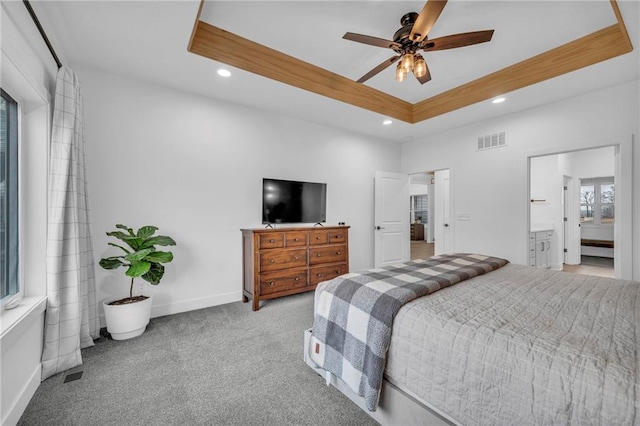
[34,0,640,143]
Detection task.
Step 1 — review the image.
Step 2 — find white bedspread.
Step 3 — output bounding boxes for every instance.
[385,264,639,425]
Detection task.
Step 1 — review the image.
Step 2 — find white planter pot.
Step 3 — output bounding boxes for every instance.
[103,295,153,340]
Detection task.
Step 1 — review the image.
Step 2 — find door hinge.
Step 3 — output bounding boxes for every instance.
[563,217,568,222]
[564,248,568,253]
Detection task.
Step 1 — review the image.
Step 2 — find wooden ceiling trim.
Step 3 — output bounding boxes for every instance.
[610,0,633,52]
[189,1,632,126]
[188,21,413,123]
[412,22,633,122]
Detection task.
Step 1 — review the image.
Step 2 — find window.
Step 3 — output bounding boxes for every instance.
[580,178,614,225]
[411,194,428,224]
[1,89,19,300]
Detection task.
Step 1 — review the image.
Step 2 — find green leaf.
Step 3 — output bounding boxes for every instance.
[140,235,176,249]
[107,242,131,254]
[106,231,138,248]
[125,248,154,262]
[99,257,126,270]
[115,224,134,235]
[126,260,151,278]
[106,230,130,240]
[137,226,158,239]
[144,250,173,263]
[142,263,165,285]
[122,236,144,250]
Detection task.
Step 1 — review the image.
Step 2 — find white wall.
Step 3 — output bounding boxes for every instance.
[78,68,401,320]
[1,2,55,424]
[401,80,639,280]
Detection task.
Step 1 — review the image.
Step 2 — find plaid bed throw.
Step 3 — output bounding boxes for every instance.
[310,253,509,411]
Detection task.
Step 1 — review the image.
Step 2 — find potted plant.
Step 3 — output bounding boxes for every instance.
[99,224,176,340]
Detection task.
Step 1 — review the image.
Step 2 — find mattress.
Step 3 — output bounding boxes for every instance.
[384,263,639,425]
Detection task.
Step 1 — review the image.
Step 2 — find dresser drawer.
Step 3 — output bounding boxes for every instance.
[259,269,308,295]
[258,233,284,249]
[309,230,328,245]
[309,245,347,265]
[285,231,308,247]
[309,263,347,286]
[259,248,307,272]
[328,229,347,244]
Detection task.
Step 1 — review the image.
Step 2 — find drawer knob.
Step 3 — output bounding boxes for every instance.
[316,254,321,257]
[317,273,322,277]
[336,252,341,255]
[294,256,299,260]
[294,238,299,241]
[269,239,275,243]
[316,237,321,240]
[270,259,275,263]
[268,282,275,287]
[295,277,300,281]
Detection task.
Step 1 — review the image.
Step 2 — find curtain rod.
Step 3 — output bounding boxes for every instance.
[23,0,62,69]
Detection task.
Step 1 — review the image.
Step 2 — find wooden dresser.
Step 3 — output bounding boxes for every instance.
[410,223,424,240]
[241,226,350,311]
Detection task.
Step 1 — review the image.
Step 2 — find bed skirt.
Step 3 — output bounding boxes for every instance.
[303,329,456,426]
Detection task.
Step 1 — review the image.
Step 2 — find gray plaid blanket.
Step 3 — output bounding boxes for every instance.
[310,253,509,411]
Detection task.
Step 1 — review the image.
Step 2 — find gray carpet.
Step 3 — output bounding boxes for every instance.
[19,292,379,425]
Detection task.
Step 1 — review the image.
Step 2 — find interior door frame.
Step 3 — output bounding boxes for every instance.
[527,139,633,280]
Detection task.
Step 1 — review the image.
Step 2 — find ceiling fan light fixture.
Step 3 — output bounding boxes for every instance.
[413,55,427,78]
[401,53,414,73]
[395,63,407,82]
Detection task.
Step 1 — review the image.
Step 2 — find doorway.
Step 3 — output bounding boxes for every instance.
[409,169,450,260]
[529,146,616,278]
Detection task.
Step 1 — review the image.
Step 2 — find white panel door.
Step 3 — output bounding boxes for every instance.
[374,171,409,267]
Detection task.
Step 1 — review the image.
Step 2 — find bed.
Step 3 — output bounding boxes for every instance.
[304,254,639,425]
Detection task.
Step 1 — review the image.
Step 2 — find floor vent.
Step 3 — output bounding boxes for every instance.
[63,367,84,383]
[477,131,506,150]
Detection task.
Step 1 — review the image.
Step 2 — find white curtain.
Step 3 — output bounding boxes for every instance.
[41,67,99,380]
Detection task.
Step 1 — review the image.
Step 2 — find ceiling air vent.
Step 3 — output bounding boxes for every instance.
[477,131,506,151]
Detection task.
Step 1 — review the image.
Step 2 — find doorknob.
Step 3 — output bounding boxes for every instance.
[444,223,449,227]
[375,226,385,230]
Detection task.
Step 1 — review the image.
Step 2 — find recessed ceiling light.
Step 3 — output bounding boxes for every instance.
[217,69,231,77]
[383,119,393,125]
[492,97,506,104]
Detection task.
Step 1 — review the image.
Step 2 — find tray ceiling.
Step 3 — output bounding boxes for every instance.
[190,0,632,124]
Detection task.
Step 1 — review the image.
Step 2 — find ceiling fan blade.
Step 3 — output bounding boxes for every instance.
[410,0,448,43]
[357,55,401,83]
[422,30,495,51]
[343,32,401,50]
[416,62,432,85]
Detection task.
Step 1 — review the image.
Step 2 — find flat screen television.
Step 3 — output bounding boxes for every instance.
[262,178,327,224]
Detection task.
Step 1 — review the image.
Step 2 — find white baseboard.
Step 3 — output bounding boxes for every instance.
[2,363,41,426]
[551,263,563,271]
[98,291,243,326]
[150,291,241,318]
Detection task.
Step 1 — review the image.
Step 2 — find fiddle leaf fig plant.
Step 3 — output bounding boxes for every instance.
[99,224,176,301]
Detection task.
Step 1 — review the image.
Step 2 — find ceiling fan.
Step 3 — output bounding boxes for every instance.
[343,0,494,84]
